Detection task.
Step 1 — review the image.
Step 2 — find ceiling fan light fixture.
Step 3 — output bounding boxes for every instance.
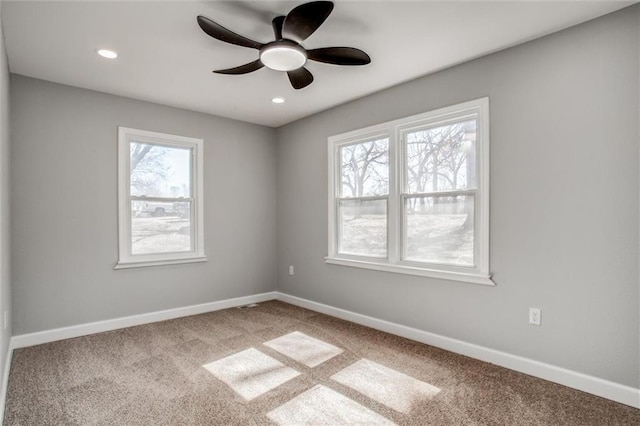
[260,44,306,71]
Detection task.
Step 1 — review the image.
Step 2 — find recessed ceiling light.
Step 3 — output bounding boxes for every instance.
[272,97,285,104]
[97,49,118,59]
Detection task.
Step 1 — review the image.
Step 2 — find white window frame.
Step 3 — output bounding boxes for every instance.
[327,98,492,285]
[116,127,206,269]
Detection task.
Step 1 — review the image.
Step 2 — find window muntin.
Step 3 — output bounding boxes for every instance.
[117,127,205,268]
[327,99,490,285]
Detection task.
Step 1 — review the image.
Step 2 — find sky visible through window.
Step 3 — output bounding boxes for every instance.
[130,142,191,198]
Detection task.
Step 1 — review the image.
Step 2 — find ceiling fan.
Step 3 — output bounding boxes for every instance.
[197,1,371,90]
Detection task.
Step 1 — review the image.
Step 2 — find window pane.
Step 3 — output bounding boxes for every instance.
[340,138,389,198]
[131,201,192,255]
[339,199,387,257]
[405,120,476,193]
[130,142,191,198]
[404,195,474,266]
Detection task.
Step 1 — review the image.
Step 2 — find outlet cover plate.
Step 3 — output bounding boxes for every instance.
[529,307,541,326]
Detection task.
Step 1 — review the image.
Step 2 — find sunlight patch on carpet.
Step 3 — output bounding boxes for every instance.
[263,331,343,367]
[267,384,395,425]
[203,348,300,401]
[331,359,441,414]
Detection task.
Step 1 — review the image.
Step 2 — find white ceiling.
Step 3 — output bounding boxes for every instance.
[1,1,633,127]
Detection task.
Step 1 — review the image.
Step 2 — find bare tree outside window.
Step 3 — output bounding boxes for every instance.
[338,138,389,257]
[129,142,192,255]
[404,120,476,266]
[130,143,168,196]
[340,138,389,198]
[328,99,490,283]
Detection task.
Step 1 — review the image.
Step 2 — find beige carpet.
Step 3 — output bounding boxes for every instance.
[3,300,639,425]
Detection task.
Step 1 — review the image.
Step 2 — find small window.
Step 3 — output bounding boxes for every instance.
[327,98,491,285]
[116,127,205,268]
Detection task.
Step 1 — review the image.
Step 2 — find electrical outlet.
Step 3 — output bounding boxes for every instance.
[529,307,541,326]
[288,265,294,276]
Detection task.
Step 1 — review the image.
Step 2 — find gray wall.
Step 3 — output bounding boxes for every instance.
[276,7,639,388]
[0,1,12,387]
[10,75,277,334]
[6,3,638,392]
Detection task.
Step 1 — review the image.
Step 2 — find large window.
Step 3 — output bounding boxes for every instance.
[327,98,491,285]
[116,127,205,268]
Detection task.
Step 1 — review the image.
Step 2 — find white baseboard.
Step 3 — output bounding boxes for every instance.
[0,341,13,426]
[276,292,640,409]
[2,291,278,424]
[10,291,278,349]
[4,290,639,410]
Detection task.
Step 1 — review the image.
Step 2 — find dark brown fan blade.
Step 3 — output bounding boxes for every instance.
[307,47,371,65]
[214,59,264,75]
[197,15,263,50]
[282,1,334,42]
[272,16,285,40]
[287,67,314,89]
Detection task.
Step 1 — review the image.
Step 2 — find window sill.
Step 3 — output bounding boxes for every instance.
[325,257,494,286]
[115,256,207,270]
